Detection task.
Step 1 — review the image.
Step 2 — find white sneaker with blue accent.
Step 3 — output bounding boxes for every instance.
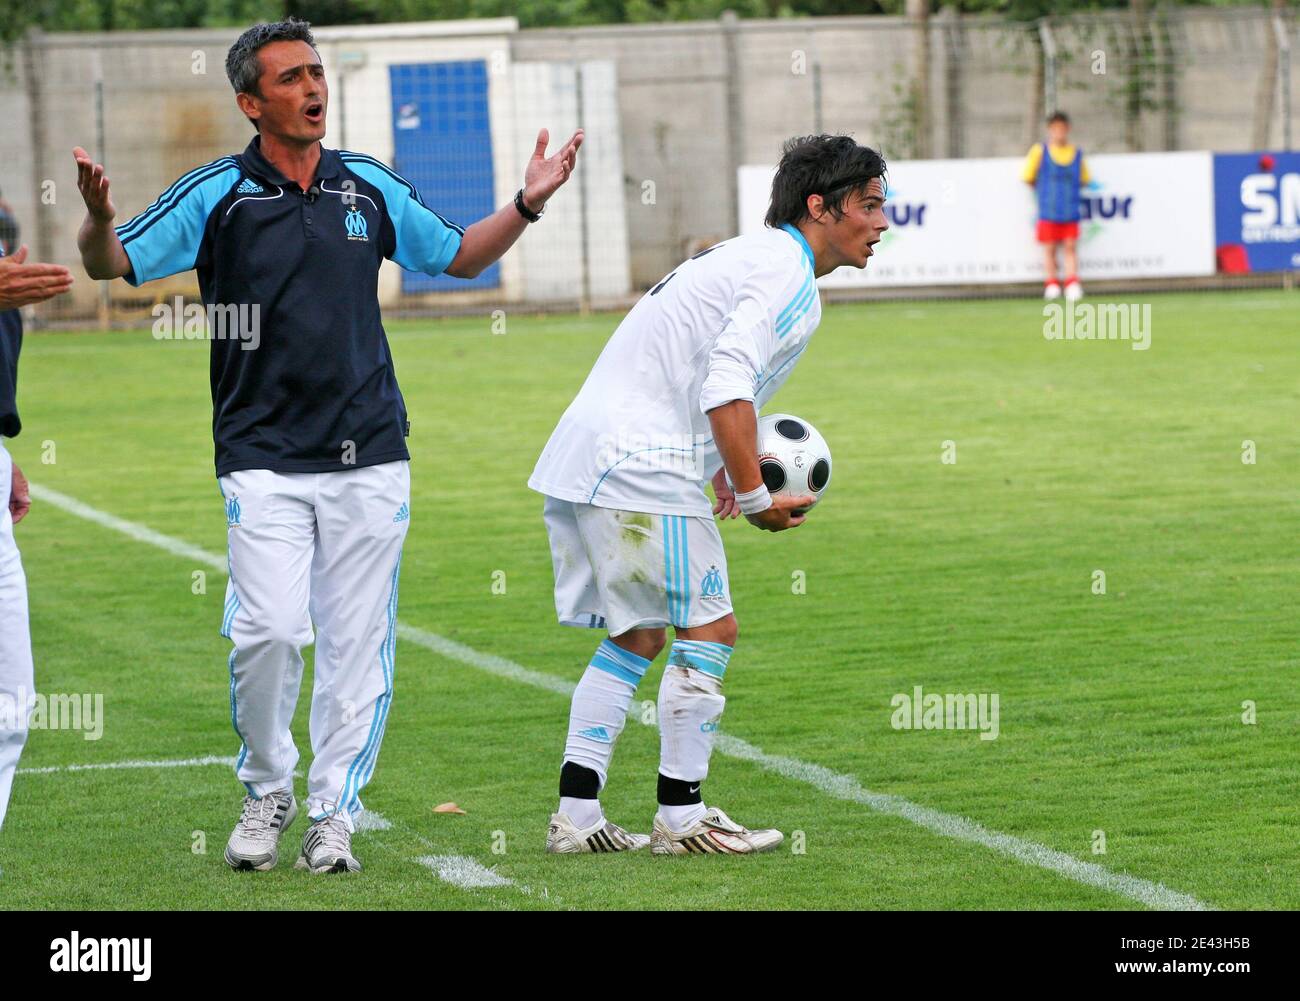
[296,811,362,873]
[546,812,650,853]
[224,789,297,871]
[650,806,783,856]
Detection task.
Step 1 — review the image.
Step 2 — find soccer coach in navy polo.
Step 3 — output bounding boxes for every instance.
[72,17,581,875]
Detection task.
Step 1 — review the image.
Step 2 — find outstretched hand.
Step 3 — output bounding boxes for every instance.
[0,245,73,310]
[522,128,583,213]
[73,146,117,223]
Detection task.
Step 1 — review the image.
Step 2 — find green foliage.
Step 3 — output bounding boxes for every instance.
[5,0,1289,40]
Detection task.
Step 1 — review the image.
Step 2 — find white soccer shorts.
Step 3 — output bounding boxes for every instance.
[218,460,409,831]
[542,496,733,637]
[0,440,33,833]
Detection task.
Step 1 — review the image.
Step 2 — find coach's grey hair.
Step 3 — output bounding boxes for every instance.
[225,17,317,125]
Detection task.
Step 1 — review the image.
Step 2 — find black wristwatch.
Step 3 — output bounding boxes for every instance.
[514,188,544,222]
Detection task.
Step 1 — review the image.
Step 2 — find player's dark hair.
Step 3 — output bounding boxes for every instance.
[225,18,318,131]
[765,135,887,229]
[1047,110,1070,126]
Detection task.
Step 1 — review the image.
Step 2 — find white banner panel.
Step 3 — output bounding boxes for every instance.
[738,152,1215,287]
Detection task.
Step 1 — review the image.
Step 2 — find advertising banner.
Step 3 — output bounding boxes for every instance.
[738,151,1216,288]
[1212,151,1300,273]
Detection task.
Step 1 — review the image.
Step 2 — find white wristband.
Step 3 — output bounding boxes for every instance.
[734,483,772,515]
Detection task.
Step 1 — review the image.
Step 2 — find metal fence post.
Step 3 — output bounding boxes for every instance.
[574,57,591,315]
[22,30,52,279]
[93,50,110,329]
[1039,20,1057,118]
[721,9,742,237]
[1276,13,1293,151]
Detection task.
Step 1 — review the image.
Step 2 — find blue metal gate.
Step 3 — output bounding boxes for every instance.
[389,60,499,292]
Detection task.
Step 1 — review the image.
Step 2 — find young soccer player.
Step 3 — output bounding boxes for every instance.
[529,134,888,855]
[1022,110,1090,301]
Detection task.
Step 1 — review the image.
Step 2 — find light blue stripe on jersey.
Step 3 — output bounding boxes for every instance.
[341,152,466,235]
[756,345,807,397]
[779,222,816,268]
[587,445,695,504]
[116,162,242,286]
[775,268,813,328]
[115,156,239,242]
[777,272,817,338]
[341,156,464,276]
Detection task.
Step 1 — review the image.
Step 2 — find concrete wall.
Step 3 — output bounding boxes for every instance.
[1,6,1294,321]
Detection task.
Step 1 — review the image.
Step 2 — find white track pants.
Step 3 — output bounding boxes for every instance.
[0,441,33,833]
[219,461,409,831]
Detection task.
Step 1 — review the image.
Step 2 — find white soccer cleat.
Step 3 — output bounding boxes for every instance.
[1064,279,1083,301]
[546,812,650,854]
[224,789,297,871]
[296,811,362,873]
[1044,282,1062,300]
[650,806,783,856]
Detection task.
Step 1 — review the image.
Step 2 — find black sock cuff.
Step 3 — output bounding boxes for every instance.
[559,761,601,799]
[657,773,703,806]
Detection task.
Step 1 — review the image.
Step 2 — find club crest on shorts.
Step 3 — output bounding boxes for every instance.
[225,494,241,528]
[700,564,726,599]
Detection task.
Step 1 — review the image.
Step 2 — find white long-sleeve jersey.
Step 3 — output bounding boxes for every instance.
[528,223,822,517]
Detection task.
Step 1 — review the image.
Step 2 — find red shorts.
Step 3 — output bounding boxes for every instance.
[1037,220,1080,243]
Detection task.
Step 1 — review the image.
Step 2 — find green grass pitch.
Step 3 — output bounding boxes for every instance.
[1,290,1296,909]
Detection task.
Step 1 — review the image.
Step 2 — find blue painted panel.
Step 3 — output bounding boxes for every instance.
[389,60,499,291]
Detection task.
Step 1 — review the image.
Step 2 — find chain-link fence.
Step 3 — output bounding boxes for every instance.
[1,5,1295,327]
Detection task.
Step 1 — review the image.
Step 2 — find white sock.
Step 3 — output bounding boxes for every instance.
[558,796,603,829]
[563,639,651,785]
[660,802,707,833]
[658,642,730,783]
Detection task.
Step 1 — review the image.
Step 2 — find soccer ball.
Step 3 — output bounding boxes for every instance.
[730,413,833,511]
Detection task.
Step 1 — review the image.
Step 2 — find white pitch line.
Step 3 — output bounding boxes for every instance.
[416,855,515,889]
[17,754,235,776]
[360,808,551,903]
[353,809,392,832]
[29,483,1212,911]
[711,736,1208,911]
[29,484,227,573]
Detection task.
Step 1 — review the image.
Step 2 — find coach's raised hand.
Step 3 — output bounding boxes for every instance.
[522,127,584,212]
[442,127,584,279]
[72,147,131,281]
[73,147,116,222]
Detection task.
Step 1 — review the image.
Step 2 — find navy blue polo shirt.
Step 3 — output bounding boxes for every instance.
[0,243,21,439]
[114,136,464,476]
